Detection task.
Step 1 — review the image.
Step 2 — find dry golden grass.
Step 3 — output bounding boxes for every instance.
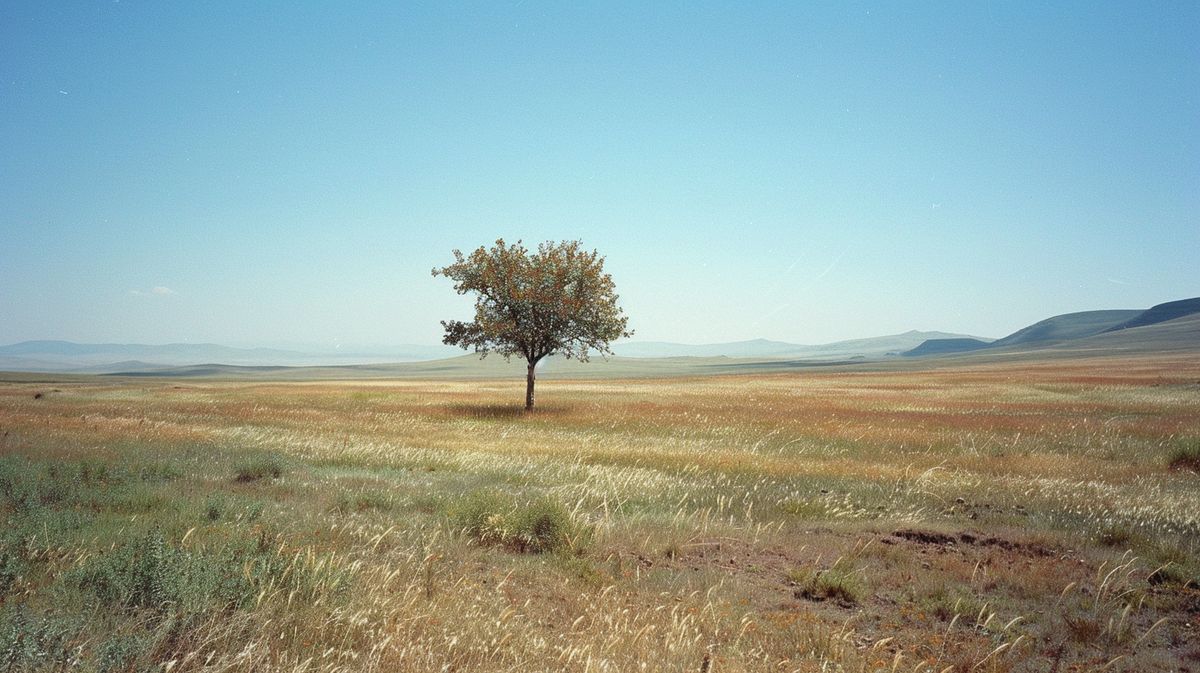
[0,353,1197,672]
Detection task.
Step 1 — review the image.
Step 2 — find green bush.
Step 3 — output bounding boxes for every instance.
[0,550,25,598]
[0,456,179,515]
[510,498,582,554]
[1097,523,1135,548]
[449,491,589,554]
[72,533,235,614]
[450,491,516,547]
[0,607,80,671]
[70,530,350,617]
[204,494,224,521]
[1148,562,1199,589]
[234,454,285,482]
[96,634,148,673]
[1168,440,1200,472]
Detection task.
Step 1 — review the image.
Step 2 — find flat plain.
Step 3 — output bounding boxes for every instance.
[1,353,1198,672]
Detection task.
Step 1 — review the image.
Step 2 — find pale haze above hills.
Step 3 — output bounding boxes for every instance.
[0,341,461,372]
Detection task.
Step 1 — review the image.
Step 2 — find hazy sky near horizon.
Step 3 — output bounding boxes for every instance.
[2,2,1197,348]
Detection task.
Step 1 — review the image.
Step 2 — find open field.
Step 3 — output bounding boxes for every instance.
[1,353,1199,672]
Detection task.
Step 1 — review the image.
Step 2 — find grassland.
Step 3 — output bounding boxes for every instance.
[1,353,1198,672]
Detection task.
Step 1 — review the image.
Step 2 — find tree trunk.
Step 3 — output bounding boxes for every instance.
[525,361,536,411]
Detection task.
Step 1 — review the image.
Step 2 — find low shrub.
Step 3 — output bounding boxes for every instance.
[0,550,25,598]
[1062,614,1103,643]
[450,491,589,554]
[1097,523,1134,548]
[0,456,179,514]
[789,564,865,606]
[70,530,350,617]
[917,585,988,622]
[205,494,224,521]
[234,454,285,483]
[1168,440,1200,472]
[0,607,80,671]
[1148,563,1199,589]
[96,634,148,673]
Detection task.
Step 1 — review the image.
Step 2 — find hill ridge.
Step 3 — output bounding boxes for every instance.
[1103,297,1200,333]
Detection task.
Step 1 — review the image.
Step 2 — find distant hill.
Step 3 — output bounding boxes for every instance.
[798,331,991,357]
[0,311,1189,383]
[903,338,992,357]
[75,360,185,374]
[3,298,1195,378]
[901,299,1199,361]
[613,331,990,359]
[82,312,1200,381]
[988,310,1140,348]
[976,298,1199,352]
[1103,297,1200,333]
[1012,312,1200,357]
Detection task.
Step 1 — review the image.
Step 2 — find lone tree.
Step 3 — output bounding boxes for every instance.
[432,239,632,410]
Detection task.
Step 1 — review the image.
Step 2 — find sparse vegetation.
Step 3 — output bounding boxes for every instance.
[1167,438,1200,472]
[334,488,397,513]
[788,563,865,605]
[0,354,1197,671]
[450,490,589,554]
[233,454,285,482]
[1097,522,1134,548]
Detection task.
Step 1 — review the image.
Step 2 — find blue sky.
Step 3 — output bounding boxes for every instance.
[1,2,1196,347]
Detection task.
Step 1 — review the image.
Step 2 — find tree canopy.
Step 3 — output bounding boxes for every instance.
[432,239,632,409]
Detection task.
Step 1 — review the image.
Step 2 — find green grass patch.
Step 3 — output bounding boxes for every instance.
[0,452,355,671]
[1097,523,1135,548]
[449,490,591,554]
[1168,439,1200,472]
[233,454,286,483]
[788,563,865,606]
[334,488,398,513]
[200,493,265,523]
[776,498,829,519]
[916,585,988,623]
[0,607,81,671]
[70,529,350,615]
[1148,562,1199,589]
